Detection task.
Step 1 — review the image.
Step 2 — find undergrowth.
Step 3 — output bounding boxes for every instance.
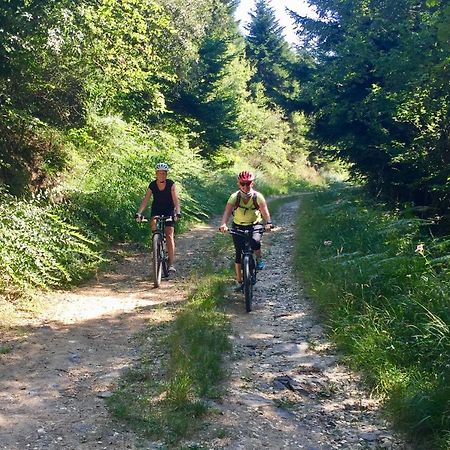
[295,185,450,449]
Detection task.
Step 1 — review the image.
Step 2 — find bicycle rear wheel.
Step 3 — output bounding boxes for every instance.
[242,255,254,312]
[152,233,163,287]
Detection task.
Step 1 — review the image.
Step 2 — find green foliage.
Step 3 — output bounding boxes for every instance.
[0,0,174,192]
[161,2,251,155]
[1,0,315,197]
[0,192,103,297]
[76,0,173,111]
[294,0,450,213]
[65,115,235,241]
[233,102,320,187]
[295,185,450,447]
[245,0,300,110]
[0,111,68,195]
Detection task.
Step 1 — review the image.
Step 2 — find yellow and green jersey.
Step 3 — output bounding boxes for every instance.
[227,190,265,225]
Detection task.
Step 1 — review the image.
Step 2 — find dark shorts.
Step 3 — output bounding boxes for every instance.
[151,208,175,227]
[231,222,264,263]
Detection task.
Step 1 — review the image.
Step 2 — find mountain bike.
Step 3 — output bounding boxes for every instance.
[228,227,265,312]
[140,215,172,288]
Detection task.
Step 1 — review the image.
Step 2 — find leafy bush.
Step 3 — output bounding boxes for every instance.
[0,193,103,298]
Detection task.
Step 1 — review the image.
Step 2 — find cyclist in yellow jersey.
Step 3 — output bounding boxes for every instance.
[219,171,272,291]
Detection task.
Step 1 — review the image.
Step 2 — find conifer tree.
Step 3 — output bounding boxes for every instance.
[245,0,296,109]
[165,0,250,154]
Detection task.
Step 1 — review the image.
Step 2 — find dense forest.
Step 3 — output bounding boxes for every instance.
[1,0,449,446]
[292,0,450,215]
[1,0,317,297]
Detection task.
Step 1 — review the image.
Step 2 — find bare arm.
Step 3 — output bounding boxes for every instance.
[171,184,181,216]
[219,203,234,232]
[259,201,272,230]
[137,188,152,215]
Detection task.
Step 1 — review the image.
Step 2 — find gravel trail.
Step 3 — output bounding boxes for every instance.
[193,199,410,450]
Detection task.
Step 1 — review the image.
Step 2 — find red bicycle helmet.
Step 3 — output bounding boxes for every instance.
[237,171,255,182]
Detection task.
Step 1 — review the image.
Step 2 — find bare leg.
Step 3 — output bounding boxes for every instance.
[166,226,175,265]
[235,263,242,283]
[255,249,262,260]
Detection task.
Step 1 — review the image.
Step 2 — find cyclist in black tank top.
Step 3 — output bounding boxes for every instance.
[135,162,181,272]
[148,179,175,216]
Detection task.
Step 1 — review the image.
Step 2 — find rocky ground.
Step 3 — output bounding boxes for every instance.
[0,198,411,449]
[190,200,410,450]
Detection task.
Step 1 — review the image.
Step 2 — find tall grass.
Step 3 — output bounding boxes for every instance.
[108,270,231,444]
[295,186,450,448]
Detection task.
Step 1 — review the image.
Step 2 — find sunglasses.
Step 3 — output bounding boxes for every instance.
[239,181,252,186]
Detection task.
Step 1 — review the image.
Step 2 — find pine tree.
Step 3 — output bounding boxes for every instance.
[245,0,295,109]
[164,0,251,154]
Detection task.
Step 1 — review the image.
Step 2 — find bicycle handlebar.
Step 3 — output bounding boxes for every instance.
[136,214,174,223]
[227,228,265,237]
[220,225,279,236]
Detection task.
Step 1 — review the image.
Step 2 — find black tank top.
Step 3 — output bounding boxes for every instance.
[149,179,175,216]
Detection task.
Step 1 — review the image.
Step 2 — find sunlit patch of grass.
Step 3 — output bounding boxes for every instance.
[0,297,20,329]
[294,185,450,448]
[108,269,231,445]
[273,397,300,410]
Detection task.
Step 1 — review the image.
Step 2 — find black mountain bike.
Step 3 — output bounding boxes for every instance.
[229,228,264,312]
[141,215,172,288]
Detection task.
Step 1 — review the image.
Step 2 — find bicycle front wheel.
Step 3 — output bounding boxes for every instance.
[242,255,254,312]
[161,241,169,278]
[152,233,163,288]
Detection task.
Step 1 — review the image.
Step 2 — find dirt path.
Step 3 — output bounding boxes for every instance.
[0,224,216,450]
[192,200,410,449]
[0,198,410,450]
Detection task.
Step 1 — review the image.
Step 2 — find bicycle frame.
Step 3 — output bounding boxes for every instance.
[229,227,264,312]
[140,215,173,287]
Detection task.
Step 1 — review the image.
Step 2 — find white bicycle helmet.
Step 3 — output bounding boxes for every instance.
[155,162,169,171]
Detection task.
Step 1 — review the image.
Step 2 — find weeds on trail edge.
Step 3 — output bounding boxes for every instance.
[295,186,450,449]
[108,270,231,445]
